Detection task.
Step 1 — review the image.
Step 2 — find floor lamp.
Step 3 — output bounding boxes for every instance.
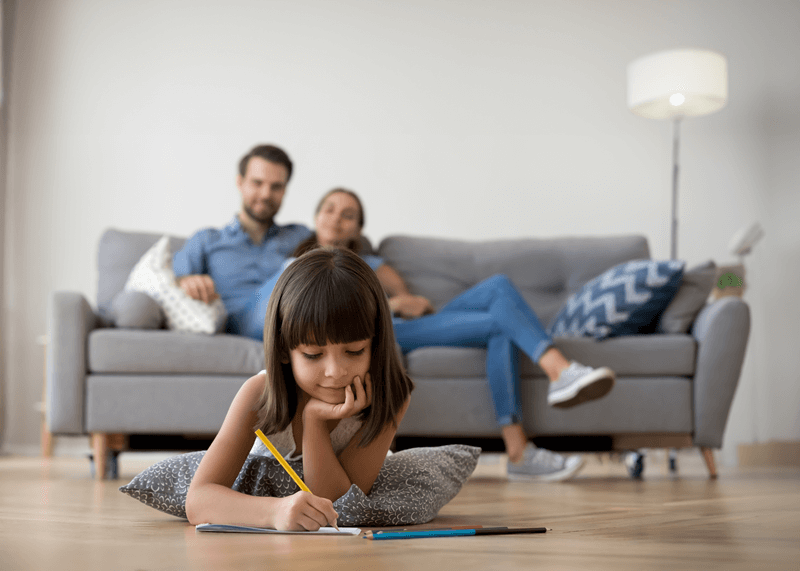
[627,49,728,260]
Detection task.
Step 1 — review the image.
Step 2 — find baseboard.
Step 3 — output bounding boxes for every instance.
[738,440,800,467]
[2,436,91,458]
[2,444,43,456]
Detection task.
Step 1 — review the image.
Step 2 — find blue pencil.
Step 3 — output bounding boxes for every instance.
[364,527,548,540]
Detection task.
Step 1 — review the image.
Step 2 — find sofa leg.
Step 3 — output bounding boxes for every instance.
[700,447,718,479]
[91,433,109,480]
[90,433,128,480]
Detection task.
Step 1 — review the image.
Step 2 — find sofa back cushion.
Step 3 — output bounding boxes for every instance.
[97,229,186,321]
[377,234,650,328]
[97,229,650,331]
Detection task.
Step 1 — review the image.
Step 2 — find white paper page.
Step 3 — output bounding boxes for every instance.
[196,524,361,535]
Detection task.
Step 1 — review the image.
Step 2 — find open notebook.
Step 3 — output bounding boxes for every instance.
[196,524,361,535]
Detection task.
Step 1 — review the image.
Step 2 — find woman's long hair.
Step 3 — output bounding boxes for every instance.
[293,188,365,257]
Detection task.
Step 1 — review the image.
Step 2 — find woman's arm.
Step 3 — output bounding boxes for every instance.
[185,374,338,530]
[375,264,434,319]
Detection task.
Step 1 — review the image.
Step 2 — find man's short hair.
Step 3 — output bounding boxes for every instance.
[238,144,293,181]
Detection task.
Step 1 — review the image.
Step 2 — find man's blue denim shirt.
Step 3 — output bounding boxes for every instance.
[173,215,312,318]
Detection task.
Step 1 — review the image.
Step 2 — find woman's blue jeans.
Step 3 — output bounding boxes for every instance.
[393,274,553,427]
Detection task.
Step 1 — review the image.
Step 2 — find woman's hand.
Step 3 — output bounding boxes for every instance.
[273,491,339,531]
[389,294,434,319]
[303,374,373,422]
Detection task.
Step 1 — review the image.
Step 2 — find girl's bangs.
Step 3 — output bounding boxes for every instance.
[280,270,377,349]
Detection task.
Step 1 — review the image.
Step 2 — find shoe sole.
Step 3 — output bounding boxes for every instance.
[507,456,586,482]
[548,367,615,408]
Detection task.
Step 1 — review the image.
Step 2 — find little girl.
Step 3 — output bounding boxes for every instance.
[185,248,413,530]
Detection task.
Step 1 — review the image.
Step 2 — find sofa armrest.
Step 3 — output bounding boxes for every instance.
[690,296,751,448]
[46,291,99,434]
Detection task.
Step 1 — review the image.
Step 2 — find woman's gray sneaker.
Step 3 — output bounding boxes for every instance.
[547,362,615,408]
[507,443,585,481]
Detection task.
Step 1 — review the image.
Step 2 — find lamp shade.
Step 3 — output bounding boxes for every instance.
[627,49,728,120]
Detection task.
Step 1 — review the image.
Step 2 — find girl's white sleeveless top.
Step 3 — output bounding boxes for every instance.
[249,371,363,461]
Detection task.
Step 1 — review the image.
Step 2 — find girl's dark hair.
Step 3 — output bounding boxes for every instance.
[256,247,413,446]
[293,188,365,257]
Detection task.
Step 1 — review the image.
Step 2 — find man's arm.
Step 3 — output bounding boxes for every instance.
[177,275,219,303]
[173,231,219,303]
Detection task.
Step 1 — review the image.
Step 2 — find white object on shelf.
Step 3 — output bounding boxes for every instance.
[729,222,765,257]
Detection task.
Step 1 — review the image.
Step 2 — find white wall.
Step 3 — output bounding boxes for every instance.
[0,0,12,452]
[3,0,798,464]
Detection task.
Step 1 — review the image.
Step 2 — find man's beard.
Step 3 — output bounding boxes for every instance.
[243,203,276,225]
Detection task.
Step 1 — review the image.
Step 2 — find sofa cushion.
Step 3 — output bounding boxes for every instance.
[549,259,684,339]
[545,334,696,377]
[378,234,650,327]
[404,334,696,378]
[88,329,263,375]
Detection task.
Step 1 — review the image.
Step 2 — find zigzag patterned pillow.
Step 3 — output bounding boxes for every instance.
[548,259,684,340]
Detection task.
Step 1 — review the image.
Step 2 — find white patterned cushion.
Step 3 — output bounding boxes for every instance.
[549,259,685,340]
[119,445,480,526]
[123,236,226,334]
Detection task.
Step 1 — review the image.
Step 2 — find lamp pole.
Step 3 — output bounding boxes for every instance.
[671,117,682,261]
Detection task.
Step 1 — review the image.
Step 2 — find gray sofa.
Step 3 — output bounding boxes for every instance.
[47,229,750,479]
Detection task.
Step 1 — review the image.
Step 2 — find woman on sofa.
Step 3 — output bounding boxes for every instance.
[278,188,614,481]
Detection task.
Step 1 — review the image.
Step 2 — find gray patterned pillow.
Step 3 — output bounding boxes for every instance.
[119,445,480,526]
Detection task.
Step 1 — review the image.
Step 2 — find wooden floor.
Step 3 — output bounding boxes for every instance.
[1,450,799,571]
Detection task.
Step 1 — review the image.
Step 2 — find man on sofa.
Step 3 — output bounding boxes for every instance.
[173,144,312,337]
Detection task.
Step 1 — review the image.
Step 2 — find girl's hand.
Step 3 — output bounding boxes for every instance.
[273,491,339,531]
[303,374,373,422]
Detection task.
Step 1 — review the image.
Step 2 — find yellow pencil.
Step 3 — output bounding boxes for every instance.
[254,429,339,531]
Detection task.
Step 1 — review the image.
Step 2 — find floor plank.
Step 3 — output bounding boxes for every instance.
[1,451,798,571]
